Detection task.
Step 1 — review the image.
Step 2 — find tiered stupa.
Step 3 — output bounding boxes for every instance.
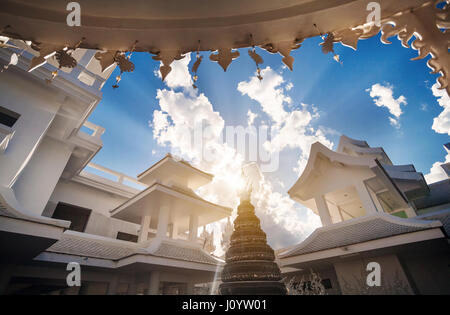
[219,189,286,295]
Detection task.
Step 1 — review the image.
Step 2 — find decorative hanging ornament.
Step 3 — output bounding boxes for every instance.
[192,41,203,89]
[112,40,138,89]
[315,24,342,65]
[248,34,264,81]
[47,38,85,84]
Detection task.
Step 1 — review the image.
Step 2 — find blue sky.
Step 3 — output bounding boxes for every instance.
[90,34,447,182]
[85,33,449,248]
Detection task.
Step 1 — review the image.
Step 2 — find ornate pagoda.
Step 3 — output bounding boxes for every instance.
[220,189,286,295]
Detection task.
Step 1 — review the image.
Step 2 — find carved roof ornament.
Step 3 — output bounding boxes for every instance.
[28,43,63,72]
[115,53,135,73]
[220,217,233,254]
[200,227,216,254]
[331,1,450,94]
[54,49,77,69]
[45,38,84,84]
[261,39,302,71]
[94,51,118,73]
[209,48,240,72]
[333,24,381,51]
[152,49,185,81]
[381,1,450,94]
[1,1,447,95]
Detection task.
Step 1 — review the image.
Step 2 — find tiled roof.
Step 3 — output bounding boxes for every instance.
[279,213,442,258]
[47,233,138,260]
[417,209,450,236]
[45,232,221,266]
[0,200,18,218]
[152,242,219,265]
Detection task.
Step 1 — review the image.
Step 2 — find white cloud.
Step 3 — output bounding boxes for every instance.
[367,83,407,127]
[247,110,258,126]
[156,53,194,93]
[237,67,333,175]
[237,67,291,124]
[424,152,450,184]
[424,84,450,184]
[151,60,323,253]
[389,117,401,129]
[431,83,450,136]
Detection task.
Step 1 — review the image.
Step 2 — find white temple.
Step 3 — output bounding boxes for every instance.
[278,136,450,295]
[0,0,449,295]
[0,39,231,295]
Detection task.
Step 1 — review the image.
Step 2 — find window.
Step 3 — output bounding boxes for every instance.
[0,106,20,127]
[51,202,92,232]
[116,232,138,243]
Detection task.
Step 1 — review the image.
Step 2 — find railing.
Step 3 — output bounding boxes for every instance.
[83,162,147,191]
[5,39,111,91]
[81,121,105,141]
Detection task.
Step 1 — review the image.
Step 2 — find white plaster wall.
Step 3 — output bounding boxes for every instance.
[13,137,73,216]
[303,160,376,200]
[84,211,140,239]
[48,180,140,238]
[49,180,127,217]
[333,254,413,295]
[0,69,64,187]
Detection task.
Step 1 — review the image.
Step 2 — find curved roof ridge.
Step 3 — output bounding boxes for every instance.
[337,135,370,152]
[288,142,376,196]
[0,185,70,228]
[278,212,442,258]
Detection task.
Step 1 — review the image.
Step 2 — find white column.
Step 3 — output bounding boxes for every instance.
[148,271,160,295]
[169,221,179,239]
[138,215,151,242]
[403,207,417,218]
[368,186,385,212]
[156,206,170,239]
[188,214,199,242]
[314,195,332,227]
[355,182,378,214]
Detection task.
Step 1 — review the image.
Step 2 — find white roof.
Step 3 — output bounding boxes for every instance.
[0,185,70,228]
[337,135,392,165]
[0,0,427,54]
[45,230,222,266]
[137,154,213,190]
[288,141,379,201]
[278,213,442,258]
[110,182,231,229]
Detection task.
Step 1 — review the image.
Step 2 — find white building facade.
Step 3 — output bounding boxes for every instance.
[279,136,450,295]
[0,39,231,295]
